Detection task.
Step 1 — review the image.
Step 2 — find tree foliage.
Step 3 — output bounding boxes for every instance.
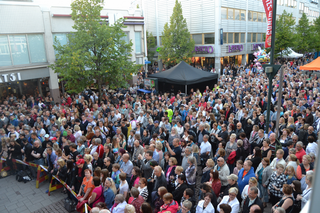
[275,10,295,56]
[50,0,138,99]
[312,16,320,52]
[159,0,195,67]
[146,31,156,63]
[294,13,312,54]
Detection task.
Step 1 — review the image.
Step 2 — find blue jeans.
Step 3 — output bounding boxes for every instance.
[31,158,44,178]
[258,182,269,202]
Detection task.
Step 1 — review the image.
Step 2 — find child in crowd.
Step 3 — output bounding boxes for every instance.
[111,163,121,188]
[285,166,297,184]
[77,139,85,155]
[233,160,243,175]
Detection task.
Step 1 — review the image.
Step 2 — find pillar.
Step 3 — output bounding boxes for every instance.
[214,0,222,77]
[41,5,61,103]
[242,54,247,65]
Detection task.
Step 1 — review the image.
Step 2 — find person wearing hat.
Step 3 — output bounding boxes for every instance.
[75,158,88,193]
[219,174,240,202]
[151,120,160,135]
[42,134,52,151]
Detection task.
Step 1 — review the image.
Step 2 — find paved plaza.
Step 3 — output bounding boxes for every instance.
[0,175,74,213]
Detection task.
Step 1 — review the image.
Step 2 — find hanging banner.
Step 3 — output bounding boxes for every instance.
[262,0,273,48]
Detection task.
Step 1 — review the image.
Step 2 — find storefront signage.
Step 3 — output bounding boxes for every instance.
[252,43,265,51]
[0,73,21,83]
[194,46,214,54]
[227,45,243,53]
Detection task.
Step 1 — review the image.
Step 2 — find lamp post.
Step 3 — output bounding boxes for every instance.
[264,0,281,134]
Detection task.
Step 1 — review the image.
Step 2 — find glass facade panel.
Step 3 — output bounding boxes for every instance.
[234,33,239,43]
[228,9,234,19]
[223,33,227,44]
[253,12,257,21]
[247,33,252,42]
[228,33,233,43]
[27,34,46,63]
[241,10,246,21]
[263,13,267,22]
[192,34,202,44]
[9,35,29,65]
[241,33,245,43]
[258,13,262,22]
[135,32,141,53]
[121,32,130,44]
[234,10,240,20]
[0,35,11,66]
[248,11,252,21]
[221,8,227,19]
[204,33,214,44]
[257,33,262,42]
[252,33,257,42]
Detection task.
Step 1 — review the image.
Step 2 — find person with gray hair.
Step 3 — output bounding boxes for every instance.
[274,207,285,213]
[242,186,263,213]
[124,204,135,213]
[199,134,211,168]
[185,156,197,191]
[181,200,192,213]
[182,146,193,171]
[112,194,127,213]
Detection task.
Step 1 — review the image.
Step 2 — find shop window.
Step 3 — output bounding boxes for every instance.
[228,8,234,19]
[252,33,257,42]
[241,33,245,43]
[0,35,12,66]
[221,8,227,19]
[258,13,262,22]
[204,33,215,44]
[234,10,240,20]
[248,11,253,21]
[234,33,239,43]
[9,35,29,65]
[247,33,252,42]
[27,34,46,63]
[192,34,203,44]
[241,10,246,21]
[135,32,142,54]
[223,33,227,44]
[228,33,233,44]
[253,12,257,21]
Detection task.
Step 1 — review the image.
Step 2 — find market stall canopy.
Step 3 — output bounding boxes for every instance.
[279,48,303,58]
[149,61,218,85]
[300,57,320,71]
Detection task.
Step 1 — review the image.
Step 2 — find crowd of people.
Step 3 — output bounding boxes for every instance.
[0,56,318,213]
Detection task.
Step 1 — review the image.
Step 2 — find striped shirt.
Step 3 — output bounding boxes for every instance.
[138,186,148,201]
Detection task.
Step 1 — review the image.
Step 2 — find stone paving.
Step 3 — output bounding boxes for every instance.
[0,174,67,213]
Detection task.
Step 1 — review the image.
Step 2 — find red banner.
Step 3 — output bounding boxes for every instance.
[262,0,273,48]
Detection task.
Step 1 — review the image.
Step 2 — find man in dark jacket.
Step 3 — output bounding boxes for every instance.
[242,187,263,213]
[197,124,209,144]
[137,150,153,179]
[151,166,167,202]
[172,174,188,204]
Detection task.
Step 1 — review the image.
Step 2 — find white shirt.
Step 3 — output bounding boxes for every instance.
[196,200,215,213]
[270,158,286,170]
[217,196,240,213]
[200,141,211,155]
[112,201,127,213]
[74,130,82,144]
[306,142,318,157]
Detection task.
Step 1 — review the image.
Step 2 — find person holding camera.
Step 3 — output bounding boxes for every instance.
[165,138,182,165]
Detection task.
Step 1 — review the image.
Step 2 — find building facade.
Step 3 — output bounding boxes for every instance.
[144,0,320,73]
[0,0,146,101]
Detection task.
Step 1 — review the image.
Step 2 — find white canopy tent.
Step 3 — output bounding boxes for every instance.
[279,48,304,58]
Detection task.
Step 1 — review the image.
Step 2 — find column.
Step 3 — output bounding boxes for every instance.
[41,6,61,103]
[242,54,247,65]
[214,0,222,77]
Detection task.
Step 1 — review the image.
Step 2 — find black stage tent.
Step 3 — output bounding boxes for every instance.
[149,61,218,94]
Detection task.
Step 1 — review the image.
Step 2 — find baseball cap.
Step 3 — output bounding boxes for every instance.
[51,137,57,141]
[154,120,159,124]
[76,159,85,165]
[44,134,49,138]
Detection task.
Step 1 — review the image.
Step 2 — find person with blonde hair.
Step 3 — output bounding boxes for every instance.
[201,159,215,183]
[124,204,136,213]
[241,177,260,200]
[73,124,82,143]
[84,154,93,173]
[103,177,116,209]
[217,187,240,213]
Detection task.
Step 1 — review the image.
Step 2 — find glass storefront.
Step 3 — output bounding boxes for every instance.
[0,78,49,100]
[191,57,215,69]
[221,55,243,66]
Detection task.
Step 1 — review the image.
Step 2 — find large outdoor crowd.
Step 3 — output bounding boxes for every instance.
[0,56,318,213]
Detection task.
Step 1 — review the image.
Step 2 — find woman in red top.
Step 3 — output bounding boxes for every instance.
[88,176,104,207]
[205,169,221,197]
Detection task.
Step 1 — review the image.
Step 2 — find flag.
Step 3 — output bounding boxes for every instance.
[262,0,273,48]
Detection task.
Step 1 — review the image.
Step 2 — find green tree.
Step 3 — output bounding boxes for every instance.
[50,0,138,99]
[312,16,320,53]
[159,0,195,67]
[294,13,312,53]
[275,10,295,57]
[146,31,156,63]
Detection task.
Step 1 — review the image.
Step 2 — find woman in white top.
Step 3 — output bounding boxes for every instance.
[217,187,240,213]
[73,125,82,144]
[241,177,260,200]
[84,154,93,174]
[196,192,215,213]
[296,174,312,209]
[119,172,129,198]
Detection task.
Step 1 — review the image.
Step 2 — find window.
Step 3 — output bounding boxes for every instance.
[223,33,227,44]
[257,33,262,42]
[234,10,240,20]
[228,8,234,19]
[253,12,257,21]
[262,33,266,41]
[135,32,142,54]
[9,35,29,65]
[27,34,46,63]
[247,33,252,42]
[241,10,246,21]
[263,13,267,22]
[248,11,252,21]
[0,35,11,66]
[228,33,233,43]
[221,8,227,19]
[252,33,257,42]
[192,34,203,44]
[258,13,262,22]
[234,33,239,43]
[284,0,288,6]
[241,33,245,43]
[121,32,130,44]
[204,33,215,44]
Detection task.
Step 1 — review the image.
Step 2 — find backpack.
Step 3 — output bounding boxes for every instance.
[16,170,32,183]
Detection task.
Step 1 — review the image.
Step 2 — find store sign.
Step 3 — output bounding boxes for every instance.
[0,73,21,83]
[194,46,214,54]
[252,43,265,51]
[227,45,243,53]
